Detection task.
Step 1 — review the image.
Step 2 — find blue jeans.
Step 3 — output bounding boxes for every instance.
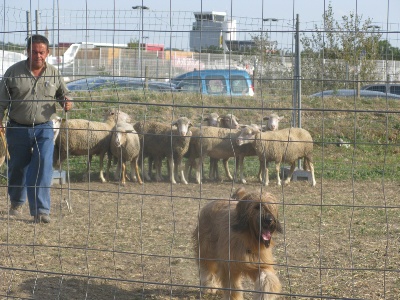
[6,121,54,216]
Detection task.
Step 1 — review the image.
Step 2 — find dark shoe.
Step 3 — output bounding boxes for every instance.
[34,214,51,224]
[9,203,23,216]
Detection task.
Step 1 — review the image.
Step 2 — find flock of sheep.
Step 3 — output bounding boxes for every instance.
[50,109,316,187]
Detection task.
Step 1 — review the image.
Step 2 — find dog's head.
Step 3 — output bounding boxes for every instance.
[232,187,282,248]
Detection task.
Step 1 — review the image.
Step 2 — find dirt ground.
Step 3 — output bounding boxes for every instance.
[1,178,399,300]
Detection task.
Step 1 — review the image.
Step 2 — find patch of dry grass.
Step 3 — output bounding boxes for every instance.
[1,179,399,299]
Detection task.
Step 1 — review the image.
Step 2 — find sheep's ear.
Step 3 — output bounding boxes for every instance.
[252,125,261,133]
[231,187,246,200]
[263,116,270,120]
[172,120,177,126]
[189,122,193,127]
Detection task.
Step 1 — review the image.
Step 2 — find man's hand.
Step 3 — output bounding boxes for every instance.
[63,96,73,112]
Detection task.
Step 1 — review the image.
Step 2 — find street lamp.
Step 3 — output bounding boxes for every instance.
[262,18,278,54]
[132,5,149,77]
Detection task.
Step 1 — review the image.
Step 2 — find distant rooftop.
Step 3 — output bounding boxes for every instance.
[193,11,227,22]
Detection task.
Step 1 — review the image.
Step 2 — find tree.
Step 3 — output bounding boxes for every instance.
[127,38,139,49]
[378,40,400,61]
[301,4,381,94]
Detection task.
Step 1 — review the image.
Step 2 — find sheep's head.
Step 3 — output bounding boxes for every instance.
[237,124,260,146]
[203,112,220,127]
[263,113,284,131]
[172,117,192,136]
[52,116,62,142]
[105,109,132,124]
[114,123,135,147]
[221,113,240,129]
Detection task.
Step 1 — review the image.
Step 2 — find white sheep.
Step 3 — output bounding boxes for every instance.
[207,113,240,181]
[53,109,131,182]
[109,122,142,185]
[134,116,192,184]
[236,125,316,186]
[185,126,241,184]
[235,113,284,183]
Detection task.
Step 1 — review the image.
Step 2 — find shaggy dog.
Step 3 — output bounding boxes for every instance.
[193,187,282,300]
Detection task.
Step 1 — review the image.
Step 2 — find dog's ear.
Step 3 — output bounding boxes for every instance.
[231,187,246,200]
[232,200,251,232]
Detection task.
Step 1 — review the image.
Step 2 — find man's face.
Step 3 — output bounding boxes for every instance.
[27,43,49,70]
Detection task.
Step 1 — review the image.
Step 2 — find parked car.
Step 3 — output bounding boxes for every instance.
[361,83,400,95]
[172,69,254,96]
[310,89,400,99]
[66,76,176,92]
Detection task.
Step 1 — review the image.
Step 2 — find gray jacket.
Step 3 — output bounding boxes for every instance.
[0,59,69,125]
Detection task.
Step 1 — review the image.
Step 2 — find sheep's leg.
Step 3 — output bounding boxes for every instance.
[184,157,192,182]
[276,162,283,186]
[106,151,112,181]
[99,153,107,183]
[121,161,126,185]
[222,158,233,181]
[83,154,92,182]
[114,159,121,181]
[209,158,218,181]
[309,161,316,187]
[260,159,269,186]
[132,158,143,185]
[154,158,163,182]
[147,156,154,181]
[195,156,203,184]
[257,163,262,182]
[237,155,246,184]
[175,157,188,185]
[168,156,177,184]
[283,162,296,185]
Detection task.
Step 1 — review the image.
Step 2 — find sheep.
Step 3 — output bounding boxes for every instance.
[109,122,142,185]
[238,113,284,183]
[185,126,241,184]
[53,109,131,182]
[207,113,240,181]
[236,125,316,187]
[134,116,192,184]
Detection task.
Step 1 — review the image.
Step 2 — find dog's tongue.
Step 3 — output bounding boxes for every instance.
[262,230,271,241]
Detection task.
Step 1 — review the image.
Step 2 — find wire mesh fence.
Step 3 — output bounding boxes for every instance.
[1,1,400,300]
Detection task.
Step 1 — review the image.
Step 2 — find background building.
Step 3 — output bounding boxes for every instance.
[189,11,237,51]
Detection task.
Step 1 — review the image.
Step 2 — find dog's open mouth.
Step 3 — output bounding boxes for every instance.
[261,229,272,247]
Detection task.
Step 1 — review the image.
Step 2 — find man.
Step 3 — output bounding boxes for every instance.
[0,34,73,223]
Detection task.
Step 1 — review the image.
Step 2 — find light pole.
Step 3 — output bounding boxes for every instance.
[262,18,278,54]
[132,5,149,77]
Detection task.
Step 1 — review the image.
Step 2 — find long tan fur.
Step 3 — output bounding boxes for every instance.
[193,187,282,300]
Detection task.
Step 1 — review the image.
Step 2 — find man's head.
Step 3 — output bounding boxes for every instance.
[26,34,50,71]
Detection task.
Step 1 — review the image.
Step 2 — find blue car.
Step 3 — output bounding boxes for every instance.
[172,69,254,96]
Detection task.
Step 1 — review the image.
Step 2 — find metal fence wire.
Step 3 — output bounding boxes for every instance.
[1,1,400,300]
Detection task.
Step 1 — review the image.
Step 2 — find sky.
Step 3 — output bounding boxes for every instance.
[15,0,398,25]
[3,0,400,49]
